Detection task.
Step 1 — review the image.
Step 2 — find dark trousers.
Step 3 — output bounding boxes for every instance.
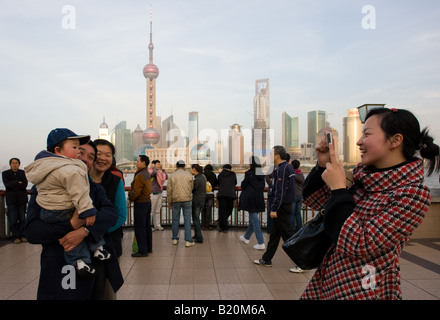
[192,198,205,242]
[202,194,214,228]
[133,201,152,254]
[7,203,26,240]
[262,203,294,263]
[217,196,234,231]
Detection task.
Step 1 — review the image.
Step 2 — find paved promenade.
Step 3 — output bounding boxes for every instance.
[0,228,439,300]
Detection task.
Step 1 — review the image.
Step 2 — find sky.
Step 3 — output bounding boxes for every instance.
[1,0,440,169]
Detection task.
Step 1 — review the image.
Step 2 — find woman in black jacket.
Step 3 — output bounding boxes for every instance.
[216,164,237,232]
[238,157,266,250]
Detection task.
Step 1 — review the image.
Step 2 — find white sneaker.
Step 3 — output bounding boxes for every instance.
[185,241,195,247]
[239,235,250,244]
[156,226,164,231]
[253,243,266,250]
[289,266,304,273]
[172,239,178,245]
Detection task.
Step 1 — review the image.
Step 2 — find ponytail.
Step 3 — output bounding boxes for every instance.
[419,128,440,176]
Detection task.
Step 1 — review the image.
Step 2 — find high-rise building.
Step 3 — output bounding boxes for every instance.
[142,7,160,146]
[98,117,110,142]
[111,121,133,163]
[343,108,363,164]
[132,124,144,152]
[307,110,326,144]
[252,79,270,156]
[282,112,300,159]
[228,123,244,165]
[188,111,199,148]
[282,112,299,148]
[161,115,182,148]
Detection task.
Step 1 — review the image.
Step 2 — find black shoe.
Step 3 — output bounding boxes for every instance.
[93,248,111,261]
[253,259,272,267]
[76,260,96,279]
[131,252,148,257]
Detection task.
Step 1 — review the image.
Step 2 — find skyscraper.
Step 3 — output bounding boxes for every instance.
[307,110,326,144]
[343,108,363,164]
[132,124,144,152]
[228,123,244,165]
[111,121,133,162]
[188,111,199,148]
[98,117,110,142]
[161,115,182,148]
[252,79,270,156]
[142,7,160,146]
[282,112,299,148]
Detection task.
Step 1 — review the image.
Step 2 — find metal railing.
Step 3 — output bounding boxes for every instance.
[123,186,316,228]
[0,188,317,238]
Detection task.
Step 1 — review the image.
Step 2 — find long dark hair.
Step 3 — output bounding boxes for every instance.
[366,108,440,176]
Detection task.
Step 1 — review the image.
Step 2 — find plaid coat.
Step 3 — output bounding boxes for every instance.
[301,159,430,300]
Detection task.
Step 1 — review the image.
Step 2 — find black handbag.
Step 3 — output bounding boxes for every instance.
[282,210,331,270]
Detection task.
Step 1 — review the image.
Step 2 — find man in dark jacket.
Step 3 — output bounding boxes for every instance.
[216,164,237,232]
[2,158,28,243]
[254,145,295,267]
[25,141,123,299]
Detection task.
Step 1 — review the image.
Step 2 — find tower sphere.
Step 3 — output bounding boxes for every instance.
[142,128,160,145]
[143,64,159,79]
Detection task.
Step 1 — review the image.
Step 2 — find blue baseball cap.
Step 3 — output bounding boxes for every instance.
[47,128,90,150]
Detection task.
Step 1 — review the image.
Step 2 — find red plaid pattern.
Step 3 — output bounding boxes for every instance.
[301,159,431,299]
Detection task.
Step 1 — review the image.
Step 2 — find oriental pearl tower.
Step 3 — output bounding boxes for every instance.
[142,7,160,146]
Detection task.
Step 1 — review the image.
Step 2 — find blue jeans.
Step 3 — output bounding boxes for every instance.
[290,194,303,233]
[133,202,152,254]
[244,212,264,245]
[65,237,104,266]
[192,198,205,242]
[172,201,192,242]
[40,208,104,265]
[6,203,26,240]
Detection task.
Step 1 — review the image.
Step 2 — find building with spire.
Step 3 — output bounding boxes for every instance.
[98,117,111,142]
[252,79,270,156]
[142,6,160,146]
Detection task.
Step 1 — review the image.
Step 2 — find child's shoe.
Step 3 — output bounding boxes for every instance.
[93,248,111,260]
[76,260,96,279]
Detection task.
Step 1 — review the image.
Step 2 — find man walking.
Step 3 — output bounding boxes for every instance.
[254,146,296,267]
[167,160,194,247]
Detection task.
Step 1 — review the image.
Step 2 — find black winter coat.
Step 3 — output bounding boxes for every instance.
[238,169,266,213]
[2,169,28,205]
[217,169,237,199]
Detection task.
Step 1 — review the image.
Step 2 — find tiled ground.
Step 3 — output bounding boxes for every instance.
[0,228,439,300]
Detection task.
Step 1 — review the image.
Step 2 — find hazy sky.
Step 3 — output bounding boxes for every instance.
[1,0,440,168]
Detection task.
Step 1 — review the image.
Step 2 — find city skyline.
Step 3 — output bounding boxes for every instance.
[1,1,440,168]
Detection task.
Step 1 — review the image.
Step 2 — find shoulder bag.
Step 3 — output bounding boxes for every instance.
[281,209,331,270]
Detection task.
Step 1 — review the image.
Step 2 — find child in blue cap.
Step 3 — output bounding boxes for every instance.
[25,128,111,278]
